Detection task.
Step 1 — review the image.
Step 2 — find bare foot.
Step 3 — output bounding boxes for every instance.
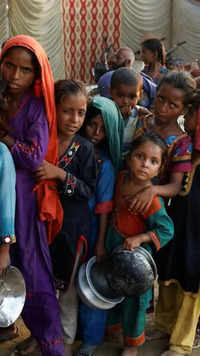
[121,346,137,356]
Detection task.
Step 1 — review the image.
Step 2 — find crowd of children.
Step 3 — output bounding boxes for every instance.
[0,34,200,356]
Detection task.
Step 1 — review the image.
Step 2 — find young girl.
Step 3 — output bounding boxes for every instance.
[155,92,200,356]
[129,71,195,214]
[0,35,65,356]
[141,38,167,84]
[105,132,174,356]
[35,80,97,356]
[78,95,124,356]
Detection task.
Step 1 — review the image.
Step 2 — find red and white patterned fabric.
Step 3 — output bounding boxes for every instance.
[61,0,121,82]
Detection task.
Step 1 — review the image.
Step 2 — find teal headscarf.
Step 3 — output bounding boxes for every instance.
[91,95,124,174]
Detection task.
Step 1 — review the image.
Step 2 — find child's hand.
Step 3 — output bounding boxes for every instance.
[0,246,9,277]
[35,160,61,180]
[126,185,155,214]
[123,234,145,251]
[95,242,107,262]
[120,105,132,119]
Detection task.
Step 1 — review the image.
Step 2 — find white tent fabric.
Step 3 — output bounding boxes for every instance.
[0,0,9,47]
[0,0,200,80]
[8,0,65,79]
[121,0,171,52]
[172,0,200,62]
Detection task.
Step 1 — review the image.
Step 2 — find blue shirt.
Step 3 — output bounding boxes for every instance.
[98,70,156,109]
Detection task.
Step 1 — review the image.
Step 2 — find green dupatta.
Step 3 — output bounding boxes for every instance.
[92,96,124,173]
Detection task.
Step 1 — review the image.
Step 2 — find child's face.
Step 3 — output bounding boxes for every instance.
[84,114,106,145]
[110,82,142,119]
[141,46,155,65]
[154,83,185,125]
[57,94,87,137]
[1,47,36,96]
[184,109,198,137]
[128,141,162,182]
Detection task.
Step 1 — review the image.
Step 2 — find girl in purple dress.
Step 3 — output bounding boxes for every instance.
[36,80,97,356]
[0,35,65,356]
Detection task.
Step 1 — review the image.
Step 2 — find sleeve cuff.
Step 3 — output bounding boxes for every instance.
[0,234,16,246]
[95,201,113,214]
[148,231,160,251]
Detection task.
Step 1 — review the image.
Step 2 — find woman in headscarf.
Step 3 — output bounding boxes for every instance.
[78,96,124,356]
[155,91,200,356]
[0,35,65,356]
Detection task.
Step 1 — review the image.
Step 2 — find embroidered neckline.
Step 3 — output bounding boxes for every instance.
[59,140,80,169]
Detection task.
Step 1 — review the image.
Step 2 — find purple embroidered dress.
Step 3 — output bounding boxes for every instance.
[10,92,65,356]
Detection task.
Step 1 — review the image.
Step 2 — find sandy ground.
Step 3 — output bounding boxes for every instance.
[0,316,199,356]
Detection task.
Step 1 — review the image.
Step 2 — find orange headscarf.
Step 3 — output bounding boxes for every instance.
[0,35,63,244]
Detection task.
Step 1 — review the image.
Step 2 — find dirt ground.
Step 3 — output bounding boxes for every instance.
[0,316,199,356]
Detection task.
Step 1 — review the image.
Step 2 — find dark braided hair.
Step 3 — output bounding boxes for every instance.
[142,38,166,66]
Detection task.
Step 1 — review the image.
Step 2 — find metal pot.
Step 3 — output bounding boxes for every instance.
[0,266,26,327]
[107,246,157,297]
[76,257,124,310]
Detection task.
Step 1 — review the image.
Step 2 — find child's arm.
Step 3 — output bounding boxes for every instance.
[123,233,151,251]
[127,135,192,213]
[94,160,115,261]
[36,142,97,200]
[124,197,174,252]
[0,245,10,277]
[127,171,183,213]
[95,213,109,261]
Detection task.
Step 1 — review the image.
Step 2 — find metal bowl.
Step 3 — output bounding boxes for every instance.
[89,258,119,299]
[107,246,157,297]
[77,258,124,310]
[0,266,26,327]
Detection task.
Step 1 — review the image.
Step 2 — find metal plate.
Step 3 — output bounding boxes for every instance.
[0,266,26,327]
